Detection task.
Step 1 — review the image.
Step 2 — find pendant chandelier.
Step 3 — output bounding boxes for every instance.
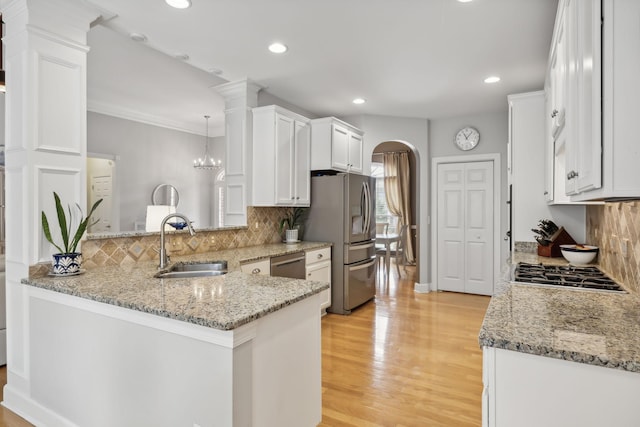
[193,115,222,170]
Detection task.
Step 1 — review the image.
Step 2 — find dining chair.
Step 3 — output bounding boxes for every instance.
[375,222,389,235]
[375,224,407,276]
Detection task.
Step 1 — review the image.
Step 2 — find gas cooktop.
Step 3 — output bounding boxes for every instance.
[513,263,625,293]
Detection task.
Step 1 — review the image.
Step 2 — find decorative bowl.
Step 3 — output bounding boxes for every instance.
[560,244,598,265]
[168,221,188,230]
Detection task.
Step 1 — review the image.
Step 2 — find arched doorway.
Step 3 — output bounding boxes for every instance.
[371,141,420,278]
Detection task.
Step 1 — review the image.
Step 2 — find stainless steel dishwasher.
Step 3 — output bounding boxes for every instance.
[270,251,306,279]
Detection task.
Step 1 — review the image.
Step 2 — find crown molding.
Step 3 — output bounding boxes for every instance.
[87,99,225,137]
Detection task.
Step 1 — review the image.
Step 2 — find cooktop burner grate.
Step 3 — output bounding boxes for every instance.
[513,263,625,292]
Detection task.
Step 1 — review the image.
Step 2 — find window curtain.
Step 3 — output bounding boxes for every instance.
[383,152,414,263]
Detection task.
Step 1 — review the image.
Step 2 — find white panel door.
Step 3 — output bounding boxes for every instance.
[89,175,113,233]
[464,163,494,295]
[437,164,465,292]
[437,161,494,295]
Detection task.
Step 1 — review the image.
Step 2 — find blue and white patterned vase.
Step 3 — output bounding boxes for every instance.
[52,252,82,275]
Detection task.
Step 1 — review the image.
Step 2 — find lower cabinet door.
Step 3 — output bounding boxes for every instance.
[306,260,331,312]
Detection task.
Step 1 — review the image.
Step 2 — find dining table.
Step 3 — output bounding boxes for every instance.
[375,233,400,273]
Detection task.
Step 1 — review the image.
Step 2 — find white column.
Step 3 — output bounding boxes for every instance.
[0,0,99,417]
[214,79,262,227]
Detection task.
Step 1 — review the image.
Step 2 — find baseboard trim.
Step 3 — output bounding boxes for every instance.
[414,282,432,293]
[2,384,76,427]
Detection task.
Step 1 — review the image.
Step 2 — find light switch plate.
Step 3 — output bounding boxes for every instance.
[621,238,630,258]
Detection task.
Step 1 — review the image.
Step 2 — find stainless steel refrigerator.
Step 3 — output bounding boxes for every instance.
[305,172,376,314]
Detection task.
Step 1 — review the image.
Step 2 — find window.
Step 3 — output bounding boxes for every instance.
[371,161,398,234]
[215,169,225,228]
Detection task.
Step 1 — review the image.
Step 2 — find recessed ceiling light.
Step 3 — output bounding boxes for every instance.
[484,76,501,84]
[129,32,147,42]
[165,0,191,9]
[352,98,366,105]
[268,43,288,54]
[458,0,473,3]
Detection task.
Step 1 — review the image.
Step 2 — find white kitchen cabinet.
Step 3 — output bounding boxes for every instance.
[545,0,601,199]
[253,105,311,207]
[305,247,331,313]
[240,259,270,276]
[547,0,640,201]
[482,347,640,427]
[572,0,640,200]
[310,117,364,174]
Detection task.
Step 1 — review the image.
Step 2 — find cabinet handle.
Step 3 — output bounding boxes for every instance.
[296,196,300,200]
[543,191,549,195]
[567,170,579,180]
[317,253,323,259]
[252,268,261,274]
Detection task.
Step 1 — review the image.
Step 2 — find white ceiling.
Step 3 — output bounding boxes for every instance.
[85,0,558,136]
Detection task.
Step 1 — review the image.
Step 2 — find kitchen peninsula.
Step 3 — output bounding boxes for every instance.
[13,243,330,427]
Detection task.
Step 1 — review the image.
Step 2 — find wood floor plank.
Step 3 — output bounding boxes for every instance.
[0,264,489,426]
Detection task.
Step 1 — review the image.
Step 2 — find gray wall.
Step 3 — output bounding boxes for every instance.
[87,112,225,232]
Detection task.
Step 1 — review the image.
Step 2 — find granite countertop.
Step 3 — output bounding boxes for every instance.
[511,251,570,267]
[22,242,331,331]
[481,250,640,373]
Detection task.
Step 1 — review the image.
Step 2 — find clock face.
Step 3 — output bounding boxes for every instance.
[455,127,480,151]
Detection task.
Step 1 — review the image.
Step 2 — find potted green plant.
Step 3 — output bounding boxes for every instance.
[42,192,103,275]
[279,207,308,243]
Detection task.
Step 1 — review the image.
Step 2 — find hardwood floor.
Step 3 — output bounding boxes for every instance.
[0,265,490,427]
[320,266,490,426]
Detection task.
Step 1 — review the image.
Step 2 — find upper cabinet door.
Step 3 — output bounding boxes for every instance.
[348,132,363,174]
[294,120,311,205]
[549,2,568,139]
[572,0,602,194]
[275,113,296,205]
[331,124,350,171]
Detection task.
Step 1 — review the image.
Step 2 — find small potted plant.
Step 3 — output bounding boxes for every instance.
[42,192,103,275]
[279,207,308,243]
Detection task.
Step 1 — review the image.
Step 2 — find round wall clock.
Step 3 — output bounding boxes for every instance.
[454,126,480,151]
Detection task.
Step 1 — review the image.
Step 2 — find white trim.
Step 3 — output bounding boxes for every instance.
[431,153,501,295]
[413,282,432,293]
[87,100,226,137]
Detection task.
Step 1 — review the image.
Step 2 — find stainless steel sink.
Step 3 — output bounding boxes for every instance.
[155,261,228,279]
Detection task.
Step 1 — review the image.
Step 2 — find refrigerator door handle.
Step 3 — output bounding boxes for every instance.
[348,242,375,251]
[348,258,377,272]
[360,182,367,235]
[362,181,371,235]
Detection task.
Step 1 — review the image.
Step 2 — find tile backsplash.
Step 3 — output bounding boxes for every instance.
[586,201,640,293]
[31,206,291,276]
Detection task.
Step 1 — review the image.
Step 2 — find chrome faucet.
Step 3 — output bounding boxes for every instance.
[158,213,195,269]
